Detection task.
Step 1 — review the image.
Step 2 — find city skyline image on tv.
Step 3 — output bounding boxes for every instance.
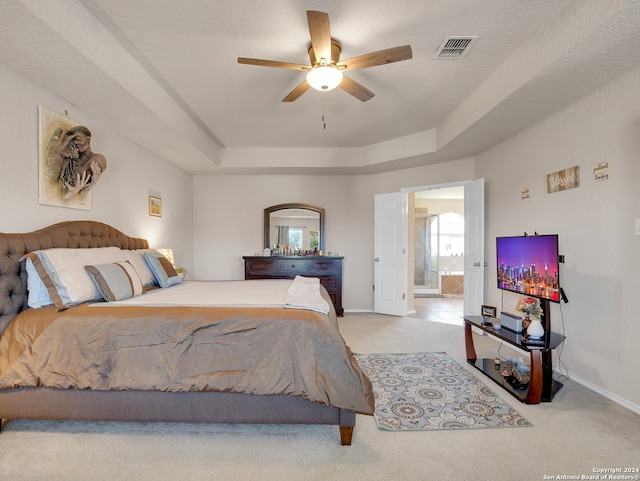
[496,235,560,303]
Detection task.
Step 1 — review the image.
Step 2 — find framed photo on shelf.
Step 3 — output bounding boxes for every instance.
[481,305,497,318]
[148,196,162,217]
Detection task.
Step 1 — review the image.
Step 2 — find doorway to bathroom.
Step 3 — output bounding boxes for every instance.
[413,187,465,298]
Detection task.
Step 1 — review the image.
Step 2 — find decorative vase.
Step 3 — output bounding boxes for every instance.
[522,316,531,331]
[527,319,545,339]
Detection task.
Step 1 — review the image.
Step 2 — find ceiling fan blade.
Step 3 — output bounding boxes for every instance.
[307,11,332,64]
[337,45,412,71]
[339,76,375,102]
[282,80,312,102]
[237,57,309,71]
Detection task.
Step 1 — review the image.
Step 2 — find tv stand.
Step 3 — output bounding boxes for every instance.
[463,314,565,404]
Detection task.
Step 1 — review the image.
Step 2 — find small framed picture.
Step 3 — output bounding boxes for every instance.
[481,305,497,318]
[148,196,162,217]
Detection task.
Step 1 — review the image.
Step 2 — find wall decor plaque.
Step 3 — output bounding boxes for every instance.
[547,166,579,193]
[593,162,609,182]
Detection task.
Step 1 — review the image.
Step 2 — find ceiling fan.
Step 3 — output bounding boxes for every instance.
[237,10,412,102]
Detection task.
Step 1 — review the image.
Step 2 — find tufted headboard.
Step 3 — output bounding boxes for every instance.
[0,221,149,333]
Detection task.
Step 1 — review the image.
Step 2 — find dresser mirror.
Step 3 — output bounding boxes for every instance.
[264,203,325,252]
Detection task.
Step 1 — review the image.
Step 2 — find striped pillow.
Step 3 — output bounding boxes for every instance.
[144,251,182,288]
[121,249,159,288]
[85,261,144,302]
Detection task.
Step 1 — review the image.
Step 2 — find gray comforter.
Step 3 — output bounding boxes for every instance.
[0,302,374,414]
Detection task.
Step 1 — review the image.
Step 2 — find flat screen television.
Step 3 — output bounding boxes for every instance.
[496,234,560,303]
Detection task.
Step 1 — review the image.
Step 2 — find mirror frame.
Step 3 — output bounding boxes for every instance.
[264,203,325,251]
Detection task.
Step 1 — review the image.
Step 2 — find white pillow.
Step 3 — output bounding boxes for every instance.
[25,257,53,308]
[23,247,126,309]
[121,249,159,288]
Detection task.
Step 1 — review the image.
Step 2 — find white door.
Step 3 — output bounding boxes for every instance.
[374,192,408,316]
[463,178,485,316]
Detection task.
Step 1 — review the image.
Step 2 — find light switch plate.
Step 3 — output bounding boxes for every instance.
[635,218,640,237]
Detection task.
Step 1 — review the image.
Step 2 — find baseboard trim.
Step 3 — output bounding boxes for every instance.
[558,370,640,415]
[343,309,416,316]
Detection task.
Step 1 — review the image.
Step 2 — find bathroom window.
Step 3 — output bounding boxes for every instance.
[439,212,464,256]
[288,228,303,250]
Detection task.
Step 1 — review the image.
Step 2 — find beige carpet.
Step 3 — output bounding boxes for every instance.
[1,311,639,481]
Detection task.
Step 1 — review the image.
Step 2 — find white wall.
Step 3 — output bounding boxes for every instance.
[0,63,194,271]
[415,198,464,215]
[193,157,475,310]
[477,65,640,411]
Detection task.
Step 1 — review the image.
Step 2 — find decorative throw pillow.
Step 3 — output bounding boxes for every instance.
[121,249,159,288]
[22,246,127,309]
[144,251,182,288]
[85,261,144,302]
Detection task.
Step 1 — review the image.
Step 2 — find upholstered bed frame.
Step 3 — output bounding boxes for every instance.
[0,221,356,445]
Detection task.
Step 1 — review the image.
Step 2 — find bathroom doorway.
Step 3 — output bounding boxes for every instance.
[412,187,465,297]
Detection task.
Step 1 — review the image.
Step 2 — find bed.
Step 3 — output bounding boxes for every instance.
[0,221,373,445]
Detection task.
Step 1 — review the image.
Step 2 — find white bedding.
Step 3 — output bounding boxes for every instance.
[91,278,330,313]
[284,276,330,314]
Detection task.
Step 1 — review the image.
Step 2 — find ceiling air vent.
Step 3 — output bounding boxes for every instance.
[434,36,478,59]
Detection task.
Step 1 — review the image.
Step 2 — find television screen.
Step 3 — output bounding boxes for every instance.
[496,235,560,303]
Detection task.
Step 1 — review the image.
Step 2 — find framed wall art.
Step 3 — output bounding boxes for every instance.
[149,196,162,217]
[38,105,107,210]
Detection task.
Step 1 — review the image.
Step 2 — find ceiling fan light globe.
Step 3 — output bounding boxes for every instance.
[306,65,343,91]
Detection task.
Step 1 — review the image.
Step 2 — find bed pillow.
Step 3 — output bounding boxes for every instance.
[23,246,127,309]
[144,251,182,288]
[121,249,158,288]
[85,261,144,302]
[25,257,54,308]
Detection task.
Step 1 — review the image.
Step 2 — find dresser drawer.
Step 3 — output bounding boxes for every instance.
[308,259,339,275]
[318,276,338,291]
[245,259,278,275]
[278,260,308,275]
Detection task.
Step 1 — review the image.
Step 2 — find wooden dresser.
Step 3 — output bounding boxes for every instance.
[243,256,344,316]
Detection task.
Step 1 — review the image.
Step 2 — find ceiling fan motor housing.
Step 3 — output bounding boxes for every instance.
[308,38,343,66]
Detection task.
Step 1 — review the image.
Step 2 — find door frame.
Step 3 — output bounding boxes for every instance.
[402,179,480,313]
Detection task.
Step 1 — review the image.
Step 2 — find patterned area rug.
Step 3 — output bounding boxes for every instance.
[354,352,532,431]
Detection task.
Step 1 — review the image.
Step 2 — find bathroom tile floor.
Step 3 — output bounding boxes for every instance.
[410,296,464,326]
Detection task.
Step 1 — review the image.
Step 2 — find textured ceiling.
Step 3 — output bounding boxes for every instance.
[1,0,639,174]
